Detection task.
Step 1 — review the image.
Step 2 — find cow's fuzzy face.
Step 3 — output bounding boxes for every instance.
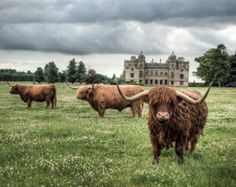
[148,87,177,123]
[76,85,91,100]
[150,101,175,123]
[10,85,20,94]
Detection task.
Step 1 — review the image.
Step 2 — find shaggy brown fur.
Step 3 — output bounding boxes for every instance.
[148,87,208,164]
[9,84,57,108]
[76,84,144,118]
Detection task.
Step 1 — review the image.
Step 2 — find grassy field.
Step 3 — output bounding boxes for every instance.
[0,82,236,187]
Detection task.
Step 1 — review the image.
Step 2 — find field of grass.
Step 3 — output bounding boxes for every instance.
[0,82,236,187]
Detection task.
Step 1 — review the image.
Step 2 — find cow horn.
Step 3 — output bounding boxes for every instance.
[7,81,14,87]
[92,81,96,90]
[176,81,212,104]
[116,84,150,101]
[66,81,78,90]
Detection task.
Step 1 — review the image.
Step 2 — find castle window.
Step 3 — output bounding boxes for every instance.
[160,80,163,85]
[165,72,168,75]
[171,72,174,78]
[139,71,143,77]
[150,80,153,85]
[155,80,158,85]
[172,64,175,68]
[180,81,184,85]
[171,81,174,85]
[160,72,163,75]
[150,70,153,75]
[165,80,168,85]
[155,70,158,75]
[145,70,148,75]
[130,73,134,78]
[139,80,142,84]
[181,69,184,72]
[131,68,134,71]
[145,80,148,84]
[180,74,184,79]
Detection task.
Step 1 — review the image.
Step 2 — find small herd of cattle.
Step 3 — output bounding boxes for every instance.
[7,81,212,164]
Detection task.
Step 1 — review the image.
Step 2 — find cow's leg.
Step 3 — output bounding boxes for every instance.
[45,96,51,108]
[45,98,50,108]
[138,101,143,117]
[50,97,54,109]
[190,136,198,153]
[175,135,187,164]
[27,99,32,108]
[98,102,105,118]
[131,102,137,117]
[150,137,161,164]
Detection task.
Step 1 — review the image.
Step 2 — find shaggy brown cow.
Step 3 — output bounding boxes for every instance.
[116,83,212,164]
[7,82,57,108]
[66,82,144,118]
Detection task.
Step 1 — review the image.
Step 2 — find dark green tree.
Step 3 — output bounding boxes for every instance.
[194,44,230,86]
[67,58,77,83]
[76,61,86,83]
[225,53,236,86]
[58,71,66,83]
[34,67,45,83]
[85,69,97,84]
[44,62,59,83]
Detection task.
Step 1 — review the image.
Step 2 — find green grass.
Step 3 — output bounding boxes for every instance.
[0,82,236,187]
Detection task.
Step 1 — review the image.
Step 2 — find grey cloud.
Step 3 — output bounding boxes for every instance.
[0,0,236,25]
[0,22,168,55]
[0,0,235,55]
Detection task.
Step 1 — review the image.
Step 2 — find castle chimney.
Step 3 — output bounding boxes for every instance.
[160,59,162,63]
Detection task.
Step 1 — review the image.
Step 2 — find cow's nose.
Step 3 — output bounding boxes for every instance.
[156,112,170,122]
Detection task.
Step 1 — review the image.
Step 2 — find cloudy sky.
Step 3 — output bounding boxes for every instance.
[0,0,236,81]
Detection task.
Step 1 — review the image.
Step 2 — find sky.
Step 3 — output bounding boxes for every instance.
[0,0,236,81]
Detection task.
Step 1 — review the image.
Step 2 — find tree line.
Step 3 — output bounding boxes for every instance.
[0,58,121,84]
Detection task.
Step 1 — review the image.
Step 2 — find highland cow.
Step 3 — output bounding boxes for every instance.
[7,82,57,108]
[116,83,212,164]
[66,82,144,118]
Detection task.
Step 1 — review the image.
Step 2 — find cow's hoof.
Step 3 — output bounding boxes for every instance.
[178,159,185,165]
[152,159,159,165]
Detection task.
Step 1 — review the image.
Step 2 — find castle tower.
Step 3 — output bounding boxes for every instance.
[124,51,145,83]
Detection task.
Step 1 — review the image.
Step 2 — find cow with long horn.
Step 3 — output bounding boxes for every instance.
[7,82,57,108]
[116,83,212,164]
[66,81,144,118]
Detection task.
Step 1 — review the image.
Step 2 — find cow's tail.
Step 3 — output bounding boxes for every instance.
[54,94,57,107]
[52,85,57,107]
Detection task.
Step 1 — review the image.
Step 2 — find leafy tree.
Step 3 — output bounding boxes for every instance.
[58,71,66,83]
[34,67,45,83]
[76,61,86,83]
[85,69,97,84]
[194,44,230,86]
[44,62,59,83]
[67,58,77,83]
[225,53,236,86]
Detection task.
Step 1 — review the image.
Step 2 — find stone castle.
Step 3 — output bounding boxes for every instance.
[123,51,189,86]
